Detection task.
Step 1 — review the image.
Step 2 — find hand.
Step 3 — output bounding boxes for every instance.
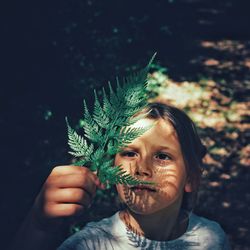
[31,165,103,232]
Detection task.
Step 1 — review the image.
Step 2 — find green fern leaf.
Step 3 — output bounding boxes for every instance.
[66,118,94,160]
[73,159,87,166]
[66,54,157,187]
[93,90,110,128]
[102,87,114,115]
[104,165,154,186]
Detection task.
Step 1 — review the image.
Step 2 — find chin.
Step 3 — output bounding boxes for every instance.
[130,209,158,216]
[127,202,170,215]
[118,185,178,215]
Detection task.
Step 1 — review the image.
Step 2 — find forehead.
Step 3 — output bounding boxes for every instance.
[131,117,175,133]
[129,118,179,146]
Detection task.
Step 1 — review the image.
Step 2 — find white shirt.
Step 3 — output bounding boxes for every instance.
[58,212,230,250]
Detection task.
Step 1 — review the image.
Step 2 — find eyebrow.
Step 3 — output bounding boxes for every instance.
[123,144,178,154]
[157,145,178,153]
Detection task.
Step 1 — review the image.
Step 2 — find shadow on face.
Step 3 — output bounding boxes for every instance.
[119,168,180,214]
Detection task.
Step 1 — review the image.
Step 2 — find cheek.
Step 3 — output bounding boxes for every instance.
[114,155,132,173]
[114,154,119,165]
[153,166,187,192]
[116,184,122,197]
[114,155,126,169]
[116,184,128,204]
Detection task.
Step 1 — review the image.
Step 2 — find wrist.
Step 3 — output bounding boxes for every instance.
[30,207,66,234]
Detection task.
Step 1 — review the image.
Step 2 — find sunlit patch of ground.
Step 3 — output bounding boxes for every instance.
[188,40,250,101]
[201,40,247,54]
[201,39,250,73]
[148,70,249,130]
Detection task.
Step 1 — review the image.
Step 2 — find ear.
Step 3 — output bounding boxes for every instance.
[184,182,192,193]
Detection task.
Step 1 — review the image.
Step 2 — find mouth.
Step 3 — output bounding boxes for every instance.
[129,185,157,193]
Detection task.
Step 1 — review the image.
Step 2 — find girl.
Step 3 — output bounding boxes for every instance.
[11,102,230,250]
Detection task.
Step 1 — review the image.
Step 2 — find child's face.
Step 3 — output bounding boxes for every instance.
[115,118,191,215]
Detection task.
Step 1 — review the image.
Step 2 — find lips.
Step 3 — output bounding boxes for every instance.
[130,185,156,192]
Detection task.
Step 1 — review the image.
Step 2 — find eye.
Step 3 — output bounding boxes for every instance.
[155,152,171,161]
[120,151,137,158]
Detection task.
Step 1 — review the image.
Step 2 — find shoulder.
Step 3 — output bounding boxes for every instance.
[190,213,225,237]
[188,213,230,249]
[57,213,119,250]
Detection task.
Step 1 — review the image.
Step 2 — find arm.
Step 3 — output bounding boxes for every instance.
[9,166,103,250]
[9,209,67,250]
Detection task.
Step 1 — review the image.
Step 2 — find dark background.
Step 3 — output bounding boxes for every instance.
[1,0,250,249]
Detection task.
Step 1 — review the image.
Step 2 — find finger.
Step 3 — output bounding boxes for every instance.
[46,174,97,198]
[51,165,97,178]
[46,188,92,207]
[47,173,93,188]
[45,203,85,218]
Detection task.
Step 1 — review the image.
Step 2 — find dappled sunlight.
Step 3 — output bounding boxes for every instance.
[200,40,247,55]
[203,154,223,168]
[203,59,244,72]
[203,59,243,72]
[148,71,249,131]
[239,145,250,167]
[210,147,228,156]
[243,58,250,69]
[120,169,179,215]
[203,58,220,66]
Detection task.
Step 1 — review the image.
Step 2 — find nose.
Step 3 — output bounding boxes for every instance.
[134,157,152,177]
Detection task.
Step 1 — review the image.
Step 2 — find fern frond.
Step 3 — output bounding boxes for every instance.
[102,165,154,186]
[82,100,98,131]
[93,90,109,128]
[66,54,157,187]
[102,87,114,115]
[66,118,94,160]
[118,126,149,146]
[72,159,87,166]
[108,81,120,107]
